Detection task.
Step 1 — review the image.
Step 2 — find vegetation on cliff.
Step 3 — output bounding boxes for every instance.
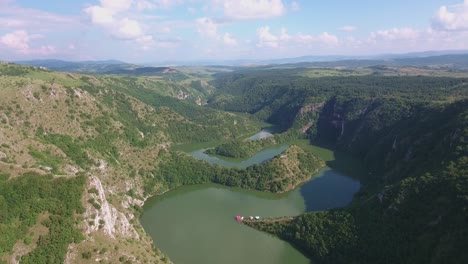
[219,68,468,263]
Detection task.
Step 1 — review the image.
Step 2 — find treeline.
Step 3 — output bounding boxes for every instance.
[0,173,85,263]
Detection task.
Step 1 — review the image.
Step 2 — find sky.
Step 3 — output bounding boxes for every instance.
[0,0,468,63]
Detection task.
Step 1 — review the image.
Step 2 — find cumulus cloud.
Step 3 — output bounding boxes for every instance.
[84,6,115,24]
[222,0,285,20]
[223,33,238,46]
[195,17,239,48]
[1,30,31,50]
[117,18,145,39]
[256,26,279,48]
[369,27,420,41]
[315,32,339,46]
[0,30,56,55]
[432,0,468,31]
[362,26,468,53]
[84,0,155,48]
[196,17,218,38]
[256,26,339,48]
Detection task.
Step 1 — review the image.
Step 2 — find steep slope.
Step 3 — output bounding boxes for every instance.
[0,63,259,263]
[0,63,324,263]
[210,67,468,263]
[245,101,468,263]
[208,69,468,179]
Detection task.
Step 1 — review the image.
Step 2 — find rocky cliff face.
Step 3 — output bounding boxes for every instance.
[311,97,468,183]
[84,175,138,239]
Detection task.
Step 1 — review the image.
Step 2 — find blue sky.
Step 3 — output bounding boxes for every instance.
[1,0,467,62]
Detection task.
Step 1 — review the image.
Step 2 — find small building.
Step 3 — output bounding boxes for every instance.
[255,216,260,220]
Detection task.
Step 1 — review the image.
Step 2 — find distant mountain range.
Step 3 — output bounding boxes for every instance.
[11,50,468,71]
[14,59,137,73]
[147,50,468,66]
[13,59,179,76]
[267,54,468,69]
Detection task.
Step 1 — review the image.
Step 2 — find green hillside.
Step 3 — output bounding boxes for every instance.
[0,63,324,263]
[1,62,467,264]
[209,67,468,263]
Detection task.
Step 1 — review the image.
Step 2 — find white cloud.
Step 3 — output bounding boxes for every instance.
[256,26,339,48]
[196,17,218,38]
[196,17,240,48]
[117,18,145,39]
[362,26,468,54]
[223,33,238,46]
[33,45,57,55]
[315,32,339,46]
[369,28,420,41]
[1,30,31,50]
[83,0,155,49]
[0,30,56,55]
[222,0,285,20]
[339,26,357,32]
[136,35,155,50]
[100,0,133,13]
[432,1,468,31]
[84,6,114,25]
[256,26,279,48]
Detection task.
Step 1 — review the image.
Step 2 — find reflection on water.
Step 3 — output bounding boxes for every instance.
[190,145,288,168]
[142,185,309,264]
[248,130,274,140]
[141,143,361,264]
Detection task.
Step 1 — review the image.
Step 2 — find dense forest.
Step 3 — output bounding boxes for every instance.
[0,173,85,264]
[143,145,324,194]
[212,69,468,263]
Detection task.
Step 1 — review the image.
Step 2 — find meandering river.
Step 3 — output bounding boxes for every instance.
[141,137,363,264]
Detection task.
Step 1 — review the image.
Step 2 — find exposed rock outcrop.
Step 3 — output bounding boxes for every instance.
[84,175,138,239]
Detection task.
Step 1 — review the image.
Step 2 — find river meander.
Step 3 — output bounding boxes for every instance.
[141,139,363,264]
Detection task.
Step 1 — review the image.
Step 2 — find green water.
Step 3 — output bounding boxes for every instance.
[141,143,363,264]
[142,184,308,264]
[190,145,288,168]
[248,129,274,140]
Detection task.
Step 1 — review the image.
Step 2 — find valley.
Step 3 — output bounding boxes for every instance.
[0,58,467,264]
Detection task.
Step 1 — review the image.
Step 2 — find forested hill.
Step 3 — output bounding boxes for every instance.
[0,63,264,263]
[207,67,468,263]
[1,61,467,264]
[0,63,324,263]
